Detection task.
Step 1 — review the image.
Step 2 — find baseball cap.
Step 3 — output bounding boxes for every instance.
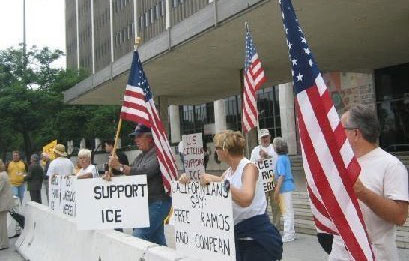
[129,124,151,137]
[259,129,270,138]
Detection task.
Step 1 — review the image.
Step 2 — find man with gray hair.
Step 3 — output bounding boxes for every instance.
[330,105,408,261]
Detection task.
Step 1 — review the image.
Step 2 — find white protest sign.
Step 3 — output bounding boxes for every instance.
[257,159,275,192]
[60,176,76,217]
[75,175,149,230]
[182,133,205,179]
[49,175,61,211]
[172,181,235,261]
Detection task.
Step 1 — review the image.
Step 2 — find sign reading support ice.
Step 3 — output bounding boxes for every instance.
[172,181,235,261]
[60,176,76,217]
[75,175,149,230]
[182,133,205,180]
[257,159,275,192]
[49,175,61,211]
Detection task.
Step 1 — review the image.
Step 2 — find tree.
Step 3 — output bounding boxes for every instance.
[0,45,130,160]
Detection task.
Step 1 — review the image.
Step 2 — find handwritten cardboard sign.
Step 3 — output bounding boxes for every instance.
[182,133,205,180]
[172,181,236,261]
[75,175,149,230]
[49,175,61,211]
[60,176,76,217]
[257,159,275,192]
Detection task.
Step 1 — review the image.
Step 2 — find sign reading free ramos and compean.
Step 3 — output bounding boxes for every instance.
[75,175,149,230]
[172,181,236,261]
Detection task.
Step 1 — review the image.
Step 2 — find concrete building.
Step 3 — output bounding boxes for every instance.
[63,0,409,155]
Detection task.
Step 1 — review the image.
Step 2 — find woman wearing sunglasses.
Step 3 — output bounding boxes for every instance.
[180,130,282,261]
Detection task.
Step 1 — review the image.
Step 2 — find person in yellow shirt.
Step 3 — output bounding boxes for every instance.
[7,151,27,203]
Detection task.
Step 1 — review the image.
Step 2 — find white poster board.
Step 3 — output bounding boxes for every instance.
[60,176,76,217]
[257,159,275,192]
[49,175,61,211]
[182,133,205,179]
[75,175,149,230]
[172,181,236,261]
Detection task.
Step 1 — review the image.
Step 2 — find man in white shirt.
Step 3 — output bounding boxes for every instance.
[46,144,74,178]
[330,105,409,261]
[250,129,279,226]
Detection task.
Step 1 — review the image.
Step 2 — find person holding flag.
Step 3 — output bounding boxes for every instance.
[108,38,177,246]
[109,124,171,246]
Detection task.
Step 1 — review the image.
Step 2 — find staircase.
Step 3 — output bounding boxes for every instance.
[284,152,409,249]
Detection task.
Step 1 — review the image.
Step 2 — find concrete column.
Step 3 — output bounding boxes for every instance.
[67,140,74,155]
[80,138,86,149]
[214,99,227,133]
[169,105,181,143]
[279,82,297,155]
[157,96,170,137]
[95,138,101,151]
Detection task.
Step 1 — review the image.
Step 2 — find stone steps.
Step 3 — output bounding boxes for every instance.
[288,192,409,249]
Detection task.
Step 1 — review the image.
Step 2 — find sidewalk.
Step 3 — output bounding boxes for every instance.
[0,237,24,261]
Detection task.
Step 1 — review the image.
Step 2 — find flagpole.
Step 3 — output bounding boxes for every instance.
[105,37,141,181]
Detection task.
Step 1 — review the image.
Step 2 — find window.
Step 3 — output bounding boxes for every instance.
[225,95,242,131]
[257,86,281,137]
[145,11,150,27]
[180,103,215,136]
[151,8,155,23]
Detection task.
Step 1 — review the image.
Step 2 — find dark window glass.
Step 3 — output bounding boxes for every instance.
[375,63,409,151]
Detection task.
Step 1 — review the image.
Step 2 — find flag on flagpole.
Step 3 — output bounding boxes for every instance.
[278,0,374,260]
[242,24,266,133]
[120,51,178,193]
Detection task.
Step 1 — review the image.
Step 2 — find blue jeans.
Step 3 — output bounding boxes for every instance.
[12,184,25,203]
[133,197,171,246]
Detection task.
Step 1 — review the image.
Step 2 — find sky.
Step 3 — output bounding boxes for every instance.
[0,0,66,68]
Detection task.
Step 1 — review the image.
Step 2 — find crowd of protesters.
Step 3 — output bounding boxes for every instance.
[0,105,407,261]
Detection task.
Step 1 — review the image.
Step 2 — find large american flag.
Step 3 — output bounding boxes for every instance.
[242,24,266,133]
[121,50,178,193]
[279,0,374,260]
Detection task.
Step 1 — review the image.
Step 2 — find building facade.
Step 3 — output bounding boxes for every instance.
[64,0,409,154]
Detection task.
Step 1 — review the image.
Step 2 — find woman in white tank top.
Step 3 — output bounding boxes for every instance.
[180,130,282,261]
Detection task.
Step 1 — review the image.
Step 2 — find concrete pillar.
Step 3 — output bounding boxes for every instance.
[157,96,170,137]
[169,105,181,143]
[80,138,86,149]
[95,138,101,151]
[214,99,227,133]
[279,82,297,155]
[67,140,74,155]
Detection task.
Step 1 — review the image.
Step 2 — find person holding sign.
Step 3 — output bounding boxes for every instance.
[109,124,171,246]
[250,129,280,227]
[180,130,282,261]
[76,149,99,179]
[272,137,295,243]
[46,144,75,178]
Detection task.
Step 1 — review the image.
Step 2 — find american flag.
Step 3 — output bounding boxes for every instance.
[242,24,266,133]
[120,51,178,193]
[279,0,374,260]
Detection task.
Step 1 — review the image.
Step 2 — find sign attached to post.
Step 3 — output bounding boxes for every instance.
[60,176,76,217]
[257,159,275,192]
[49,175,61,211]
[182,133,205,180]
[75,175,149,230]
[172,181,236,261]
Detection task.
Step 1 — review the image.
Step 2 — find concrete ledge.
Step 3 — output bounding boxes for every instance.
[15,202,192,261]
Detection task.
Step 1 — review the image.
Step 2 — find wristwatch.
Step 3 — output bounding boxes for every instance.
[119,165,124,173]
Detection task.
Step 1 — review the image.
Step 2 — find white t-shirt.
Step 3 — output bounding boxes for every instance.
[225,158,267,225]
[250,144,278,170]
[330,147,409,261]
[46,157,74,177]
[77,164,98,178]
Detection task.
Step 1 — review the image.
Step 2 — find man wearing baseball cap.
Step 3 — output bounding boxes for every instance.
[250,129,280,226]
[109,123,171,246]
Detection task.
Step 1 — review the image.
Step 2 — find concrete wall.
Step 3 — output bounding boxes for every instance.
[16,202,193,261]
